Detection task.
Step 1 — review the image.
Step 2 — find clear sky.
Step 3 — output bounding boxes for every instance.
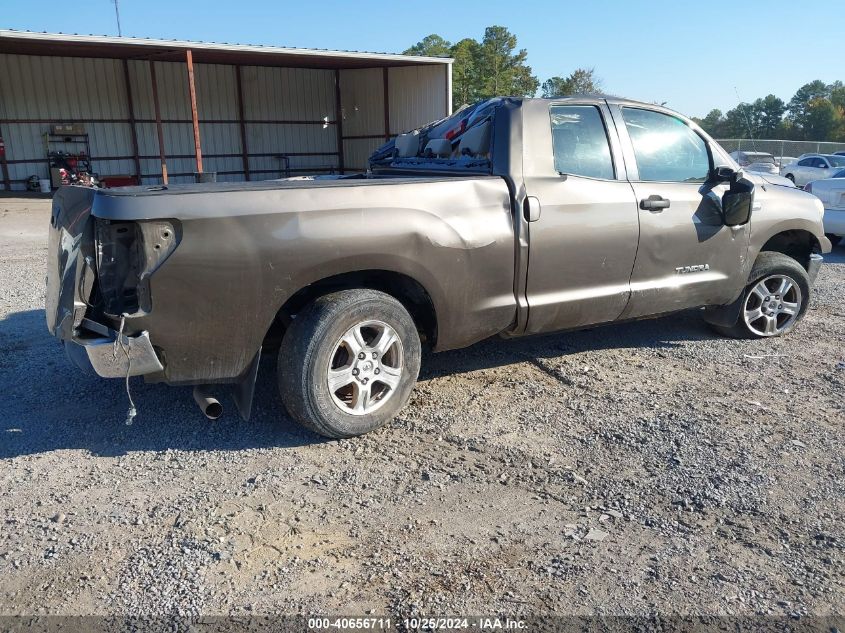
[2,0,840,117]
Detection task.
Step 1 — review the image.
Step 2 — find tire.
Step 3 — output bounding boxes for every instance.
[785,173,795,184]
[277,289,421,438]
[826,233,842,247]
[710,252,810,339]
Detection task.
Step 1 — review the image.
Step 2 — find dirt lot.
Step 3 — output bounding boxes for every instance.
[1,195,843,620]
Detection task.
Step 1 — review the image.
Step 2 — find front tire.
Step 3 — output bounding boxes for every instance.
[826,233,842,247]
[278,289,421,438]
[711,252,810,339]
[785,173,795,184]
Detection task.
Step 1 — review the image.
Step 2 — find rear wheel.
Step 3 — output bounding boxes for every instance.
[278,289,421,438]
[710,252,810,339]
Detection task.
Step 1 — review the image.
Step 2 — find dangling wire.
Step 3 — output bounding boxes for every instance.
[114,314,137,425]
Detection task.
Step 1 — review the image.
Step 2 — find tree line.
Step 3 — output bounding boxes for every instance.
[692,81,845,142]
[404,28,844,142]
[403,27,601,106]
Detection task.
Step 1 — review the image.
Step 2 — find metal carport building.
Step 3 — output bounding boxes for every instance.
[0,30,453,190]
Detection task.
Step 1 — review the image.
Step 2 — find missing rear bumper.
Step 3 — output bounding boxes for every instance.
[64,323,163,378]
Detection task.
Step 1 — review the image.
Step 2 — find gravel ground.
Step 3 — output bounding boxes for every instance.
[1,195,843,619]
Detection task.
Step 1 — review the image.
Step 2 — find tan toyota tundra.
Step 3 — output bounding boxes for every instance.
[46,96,831,438]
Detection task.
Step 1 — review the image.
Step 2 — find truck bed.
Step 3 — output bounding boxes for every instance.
[48,175,518,385]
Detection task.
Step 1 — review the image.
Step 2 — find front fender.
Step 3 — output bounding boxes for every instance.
[749,184,830,258]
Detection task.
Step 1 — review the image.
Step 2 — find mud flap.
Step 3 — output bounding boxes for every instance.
[807,253,823,286]
[702,293,744,328]
[232,347,262,421]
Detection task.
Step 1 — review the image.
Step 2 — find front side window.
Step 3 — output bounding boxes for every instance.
[621,107,710,182]
[550,105,615,179]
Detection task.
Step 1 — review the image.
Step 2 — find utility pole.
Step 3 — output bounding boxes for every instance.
[113,0,122,36]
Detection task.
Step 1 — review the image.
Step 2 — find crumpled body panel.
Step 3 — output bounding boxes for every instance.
[92,176,517,384]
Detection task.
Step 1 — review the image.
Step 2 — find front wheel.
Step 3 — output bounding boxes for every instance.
[784,173,795,184]
[710,252,810,339]
[826,233,842,247]
[278,289,421,438]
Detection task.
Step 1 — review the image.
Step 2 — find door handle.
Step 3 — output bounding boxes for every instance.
[640,195,670,211]
[524,196,541,222]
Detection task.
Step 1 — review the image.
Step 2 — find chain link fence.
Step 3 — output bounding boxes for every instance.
[716,139,845,159]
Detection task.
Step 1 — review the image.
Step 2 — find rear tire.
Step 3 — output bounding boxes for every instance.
[710,252,810,339]
[277,289,421,438]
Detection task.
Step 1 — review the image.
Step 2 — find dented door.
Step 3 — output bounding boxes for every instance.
[609,103,749,318]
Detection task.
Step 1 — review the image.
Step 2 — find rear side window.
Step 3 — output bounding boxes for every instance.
[550,105,615,179]
[621,107,710,182]
[798,158,814,167]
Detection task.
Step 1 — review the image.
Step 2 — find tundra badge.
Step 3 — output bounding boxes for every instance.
[675,264,710,274]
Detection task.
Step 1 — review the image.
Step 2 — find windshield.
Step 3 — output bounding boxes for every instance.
[834,169,845,178]
[826,155,845,167]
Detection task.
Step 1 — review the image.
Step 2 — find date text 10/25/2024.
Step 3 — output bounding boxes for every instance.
[307,617,527,630]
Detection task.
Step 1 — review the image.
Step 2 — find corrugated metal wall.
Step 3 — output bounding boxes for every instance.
[0,54,136,186]
[339,68,385,171]
[0,52,449,190]
[337,64,448,171]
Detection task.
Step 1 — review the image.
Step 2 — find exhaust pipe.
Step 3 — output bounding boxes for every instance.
[193,386,222,420]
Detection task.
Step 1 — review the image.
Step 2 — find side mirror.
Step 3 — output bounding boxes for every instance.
[722,177,754,226]
[712,165,741,183]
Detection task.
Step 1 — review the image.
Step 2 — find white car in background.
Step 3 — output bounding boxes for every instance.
[729,150,778,174]
[775,156,797,169]
[805,168,845,247]
[780,154,845,187]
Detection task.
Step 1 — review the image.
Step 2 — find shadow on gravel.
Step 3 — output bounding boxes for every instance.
[5,243,841,460]
[421,308,714,381]
[2,305,714,458]
[0,309,327,459]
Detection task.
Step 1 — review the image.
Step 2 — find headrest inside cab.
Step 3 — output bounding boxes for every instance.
[424,138,452,158]
[459,121,491,157]
[395,131,421,157]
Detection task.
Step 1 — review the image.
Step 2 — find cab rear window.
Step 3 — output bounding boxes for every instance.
[549,105,615,180]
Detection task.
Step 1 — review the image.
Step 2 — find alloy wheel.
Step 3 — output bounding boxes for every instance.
[743,274,802,336]
[326,320,404,415]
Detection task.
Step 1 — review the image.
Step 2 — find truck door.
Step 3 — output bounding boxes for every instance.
[522,100,640,334]
[608,103,749,319]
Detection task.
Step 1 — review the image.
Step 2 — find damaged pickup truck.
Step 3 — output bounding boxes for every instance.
[46,96,831,438]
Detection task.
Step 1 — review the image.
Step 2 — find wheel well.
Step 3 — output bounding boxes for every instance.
[264,270,438,349]
[759,230,820,270]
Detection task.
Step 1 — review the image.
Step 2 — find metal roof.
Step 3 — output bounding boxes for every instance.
[0,29,453,69]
